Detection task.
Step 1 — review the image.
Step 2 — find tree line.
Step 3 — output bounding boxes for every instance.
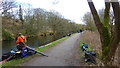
[1,0,83,40]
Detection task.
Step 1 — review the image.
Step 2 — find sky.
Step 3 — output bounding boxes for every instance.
[15,0,106,24]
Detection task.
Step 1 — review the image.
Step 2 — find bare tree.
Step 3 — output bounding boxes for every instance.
[19,5,24,23]
[1,0,17,17]
[82,12,96,31]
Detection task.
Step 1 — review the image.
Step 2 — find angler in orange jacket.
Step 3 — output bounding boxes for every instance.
[16,33,27,43]
[16,33,27,50]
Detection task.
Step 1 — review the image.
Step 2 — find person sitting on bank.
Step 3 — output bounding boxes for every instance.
[16,33,27,50]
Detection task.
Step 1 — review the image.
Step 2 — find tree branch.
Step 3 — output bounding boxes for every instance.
[87,0,104,34]
[104,2,110,27]
[108,1,120,58]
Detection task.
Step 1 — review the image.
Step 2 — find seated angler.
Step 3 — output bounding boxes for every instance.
[16,33,27,51]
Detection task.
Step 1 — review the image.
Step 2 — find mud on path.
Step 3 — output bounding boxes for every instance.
[22,33,86,66]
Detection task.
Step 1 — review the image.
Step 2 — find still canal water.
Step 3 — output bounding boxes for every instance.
[2,34,64,54]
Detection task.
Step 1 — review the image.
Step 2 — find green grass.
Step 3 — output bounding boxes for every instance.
[1,36,69,67]
[1,56,32,67]
[36,36,68,51]
[79,41,93,51]
[36,33,77,52]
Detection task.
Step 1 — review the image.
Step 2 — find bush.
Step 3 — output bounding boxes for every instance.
[2,29,14,40]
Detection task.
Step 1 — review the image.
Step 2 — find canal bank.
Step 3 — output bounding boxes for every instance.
[1,36,69,66]
[2,33,66,54]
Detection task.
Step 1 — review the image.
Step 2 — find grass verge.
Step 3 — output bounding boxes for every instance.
[1,36,69,67]
[36,36,68,51]
[79,42,93,51]
[79,31,101,66]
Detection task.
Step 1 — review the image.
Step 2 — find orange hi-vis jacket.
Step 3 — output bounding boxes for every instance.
[16,35,27,43]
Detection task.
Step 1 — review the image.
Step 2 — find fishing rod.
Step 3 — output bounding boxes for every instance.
[0,55,14,64]
[0,56,12,63]
[23,43,48,57]
[25,46,48,57]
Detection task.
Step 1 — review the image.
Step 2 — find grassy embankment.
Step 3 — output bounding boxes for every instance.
[80,31,101,52]
[2,36,70,66]
[80,31,120,66]
[79,31,102,65]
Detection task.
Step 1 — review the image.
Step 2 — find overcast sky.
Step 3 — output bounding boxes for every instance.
[16,0,106,24]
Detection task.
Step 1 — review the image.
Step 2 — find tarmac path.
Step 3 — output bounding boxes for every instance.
[22,33,85,66]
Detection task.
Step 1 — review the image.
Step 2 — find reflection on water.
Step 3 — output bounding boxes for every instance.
[2,34,64,54]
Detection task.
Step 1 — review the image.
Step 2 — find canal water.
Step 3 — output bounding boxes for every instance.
[2,34,64,54]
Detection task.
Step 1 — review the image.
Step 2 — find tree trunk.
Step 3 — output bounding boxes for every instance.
[87,0,120,65]
[87,1,103,34]
[105,2,120,65]
[87,0,111,59]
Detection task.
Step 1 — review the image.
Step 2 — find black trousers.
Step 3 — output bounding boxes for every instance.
[16,42,25,51]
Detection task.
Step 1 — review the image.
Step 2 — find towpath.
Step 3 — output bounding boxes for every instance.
[22,33,86,66]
